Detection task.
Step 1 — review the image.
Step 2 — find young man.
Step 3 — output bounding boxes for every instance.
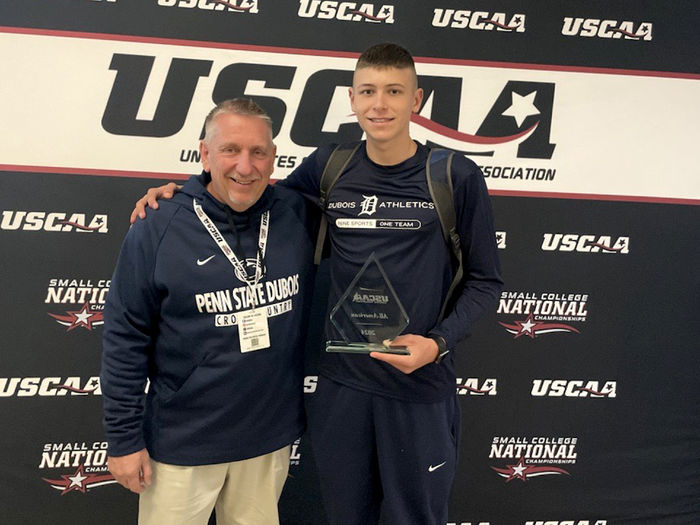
[103,99,316,525]
[132,43,502,525]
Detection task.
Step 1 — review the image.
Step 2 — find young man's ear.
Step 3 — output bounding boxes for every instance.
[348,87,356,111]
[412,87,424,113]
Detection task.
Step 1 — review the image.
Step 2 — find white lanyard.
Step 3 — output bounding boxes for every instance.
[193,198,270,287]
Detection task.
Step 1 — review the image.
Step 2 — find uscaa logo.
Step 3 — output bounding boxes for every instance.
[45,278,110,331]
[103,54,558,168]
[298,1,394,23]
[40,441,116,494]
[542,233,629,253]
[490,436,578,482]
[0,376,100,397]
[432,9,525,32]
[526,521,607,525]
[157,0,259,12]
[497,290,588,339]
[532,379,617,398]
[562,16,652,41]
[1,210,108,233]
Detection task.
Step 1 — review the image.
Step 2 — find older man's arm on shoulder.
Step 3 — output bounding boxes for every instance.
[130,182,182,224]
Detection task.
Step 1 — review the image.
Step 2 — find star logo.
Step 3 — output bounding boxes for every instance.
[516,314,537,337]
[84,377,100,390]
[43,464,117,495]
[502,91,540,127]
[499,313,580,339]
[48,302,104,331]
[492,457,570,482]
[508,457,528,480]
[65,467,89,493]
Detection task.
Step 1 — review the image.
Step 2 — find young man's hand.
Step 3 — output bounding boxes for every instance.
[369,334,439,374]
[130,182,182,224]
[108,448,152,494]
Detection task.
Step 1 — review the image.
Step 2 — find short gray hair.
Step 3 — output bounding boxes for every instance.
[203,98,273,142]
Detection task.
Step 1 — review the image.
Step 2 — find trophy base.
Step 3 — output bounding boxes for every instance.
[325,341,410,355]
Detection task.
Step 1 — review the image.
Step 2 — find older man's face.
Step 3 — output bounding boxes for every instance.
[200,113,276,212]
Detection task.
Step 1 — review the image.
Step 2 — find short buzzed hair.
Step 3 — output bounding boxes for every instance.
[203,98,272,143]
[356,43,416,71]
[355,43,418,88]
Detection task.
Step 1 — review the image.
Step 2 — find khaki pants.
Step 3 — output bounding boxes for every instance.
[139,445,291,525]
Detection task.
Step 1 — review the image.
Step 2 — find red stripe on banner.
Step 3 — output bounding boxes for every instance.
[419,56,700,79]
[1,165,698,204]
[1,26,698,80]
[0,164,189,181]
[487,189,700,206]
[3,165,697,205]
[0,26,358,59]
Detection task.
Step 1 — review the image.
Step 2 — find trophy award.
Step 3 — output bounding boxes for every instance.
[326,252,410,355]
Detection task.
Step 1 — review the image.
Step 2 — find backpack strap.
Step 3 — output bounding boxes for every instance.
[425,148,463,323]
[314,142,362,265]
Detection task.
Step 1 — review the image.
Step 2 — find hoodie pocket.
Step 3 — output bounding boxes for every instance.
[155,353,213,406]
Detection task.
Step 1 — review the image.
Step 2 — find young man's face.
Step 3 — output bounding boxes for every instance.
[349,66,423,148]
[200,113,276,212]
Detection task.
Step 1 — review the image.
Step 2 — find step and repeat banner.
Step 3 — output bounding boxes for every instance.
[0,1,698,524]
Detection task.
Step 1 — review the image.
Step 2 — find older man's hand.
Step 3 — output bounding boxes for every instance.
[108,448,152,494]
[129,182,181,224]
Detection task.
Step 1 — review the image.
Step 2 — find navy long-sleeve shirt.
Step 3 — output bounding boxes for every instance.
[279,142,503,402]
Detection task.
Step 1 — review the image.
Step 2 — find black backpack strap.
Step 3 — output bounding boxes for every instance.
[425,148,463,323]
[314,142,361,265]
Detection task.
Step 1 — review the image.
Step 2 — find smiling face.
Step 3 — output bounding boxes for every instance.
[200,112,276,212]
[349,65,423,152]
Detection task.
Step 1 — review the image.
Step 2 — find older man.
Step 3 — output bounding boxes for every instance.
[101,98,316,525]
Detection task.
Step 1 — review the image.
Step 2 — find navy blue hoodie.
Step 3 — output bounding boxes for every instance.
[101,172,316,465]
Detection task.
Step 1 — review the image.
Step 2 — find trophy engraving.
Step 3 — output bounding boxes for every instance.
[326,252,410,355]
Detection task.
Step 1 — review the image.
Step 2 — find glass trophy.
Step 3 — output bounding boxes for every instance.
[326,252,410,355]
